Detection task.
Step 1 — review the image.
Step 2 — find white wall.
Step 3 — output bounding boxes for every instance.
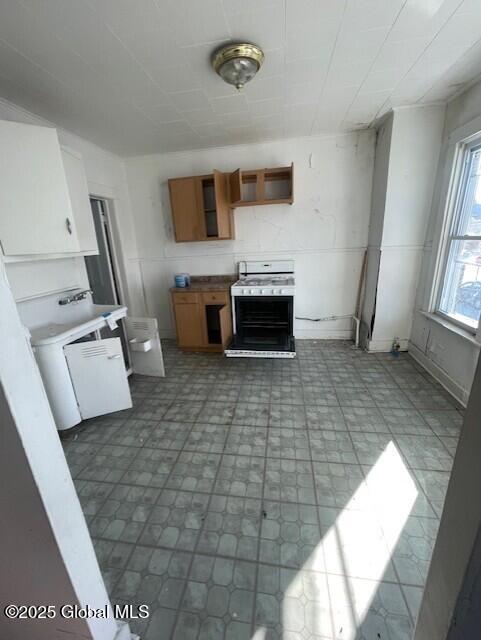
[411,81,481,405]
[363,106,445,352]
[0,97,145,327]
[414,355,481,640]
[124,131,376,339]
[0,258,122,640]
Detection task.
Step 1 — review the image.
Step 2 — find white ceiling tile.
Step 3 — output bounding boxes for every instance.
[227,3,286,51]
[286,0,346,26]
[153,0,231,47]
[253,113,285,129]
[334,25,390,65]
[0,0,480,153]
[20,0,167,106]
[286,82,321,106]
[284,103,317,126]
[192,122,228,138]
[137,103,181,123]
[286,20,340,62]
[247,97,284,117]
[390,75,431,104]
[457,0,481,17]
[222,0,284,18]
[260,48,285,78]
[391,0,464,40]
[372,36,432,72]
[317,85,359,112]
[212,93,249,114]
[286,57,329,85]
[285,120,313,137]
[428,12,481,48]
[168,89,211,112]
[343,0,405,30]
[183,108,219,126]
[325,60,373,89]
[153,64,202,92]
[219,111,254,127]
[346,89,391,123]
[361,67,408,93]
[244,74,285,102]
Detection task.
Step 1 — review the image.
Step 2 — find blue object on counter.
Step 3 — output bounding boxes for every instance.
[175,274,187,288]
[182,273,191,286]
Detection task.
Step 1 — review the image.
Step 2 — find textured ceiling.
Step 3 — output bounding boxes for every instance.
[0,0,480,155]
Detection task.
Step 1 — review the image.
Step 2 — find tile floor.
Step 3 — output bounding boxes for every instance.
[62,340,464,640]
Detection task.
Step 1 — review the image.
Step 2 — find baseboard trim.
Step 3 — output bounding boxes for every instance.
[409,342,469,407]
[367,338,409,352]
[295,330,353,339]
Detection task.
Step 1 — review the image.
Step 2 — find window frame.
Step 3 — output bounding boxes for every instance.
[435,137,481,335]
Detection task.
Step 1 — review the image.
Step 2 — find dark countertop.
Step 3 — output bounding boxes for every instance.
[170,275,236,293]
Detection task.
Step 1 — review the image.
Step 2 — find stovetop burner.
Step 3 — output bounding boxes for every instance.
[234,275,295,287]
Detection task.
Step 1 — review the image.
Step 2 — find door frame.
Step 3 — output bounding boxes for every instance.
[87,187,132,374]
[88,194,126,307]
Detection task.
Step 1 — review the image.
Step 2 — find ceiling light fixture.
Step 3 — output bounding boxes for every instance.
[212,42,264,90]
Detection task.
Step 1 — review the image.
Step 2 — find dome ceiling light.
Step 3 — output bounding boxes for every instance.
[211,43,264,90]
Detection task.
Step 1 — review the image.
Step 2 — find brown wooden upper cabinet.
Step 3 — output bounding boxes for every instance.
[168,170,234,242]
[229,163,294,207]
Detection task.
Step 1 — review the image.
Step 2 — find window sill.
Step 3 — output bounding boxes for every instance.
[420,311,480,347]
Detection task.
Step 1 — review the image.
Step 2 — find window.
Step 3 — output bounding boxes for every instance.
[437,142,481,332]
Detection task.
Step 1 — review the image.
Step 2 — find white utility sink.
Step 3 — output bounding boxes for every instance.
[30,304,127,347]
[30,303,129,430]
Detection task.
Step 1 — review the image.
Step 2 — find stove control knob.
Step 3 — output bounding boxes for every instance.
[242,289,247,294]
[249,289,255,294]
[261,289,267,294]
[279,289,285,294]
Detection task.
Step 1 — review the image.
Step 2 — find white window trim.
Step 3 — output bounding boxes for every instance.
[432,135,481,335]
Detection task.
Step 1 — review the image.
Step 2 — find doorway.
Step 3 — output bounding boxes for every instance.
[85,198,131,371]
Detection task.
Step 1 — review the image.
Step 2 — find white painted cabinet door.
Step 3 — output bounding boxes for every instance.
[61,146,98,254]
[0,120,79,256]
[64,338,132,420]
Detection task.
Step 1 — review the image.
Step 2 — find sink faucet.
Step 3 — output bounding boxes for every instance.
[58,289,93,305]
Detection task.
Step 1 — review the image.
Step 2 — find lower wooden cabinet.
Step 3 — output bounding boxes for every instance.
[172,290,232,352]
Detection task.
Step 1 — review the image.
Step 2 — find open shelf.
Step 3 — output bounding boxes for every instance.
[230,164,293,207]
[201,178,219,237]
[205,304,224,344]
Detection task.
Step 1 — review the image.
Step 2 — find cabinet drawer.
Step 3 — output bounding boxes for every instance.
[202,291,229,305]
[172,291,200,304]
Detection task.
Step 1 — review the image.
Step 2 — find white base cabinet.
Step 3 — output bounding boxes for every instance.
[64,337,132,420]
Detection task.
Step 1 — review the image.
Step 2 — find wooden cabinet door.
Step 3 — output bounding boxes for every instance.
[174,301,205,348]
[229,169,242,204]
[219,304,233,348]
[213,170,232,239]
[168,177,203,242]
[0,120,79,256]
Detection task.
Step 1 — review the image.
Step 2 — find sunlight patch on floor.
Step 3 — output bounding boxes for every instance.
[278,441,418,639]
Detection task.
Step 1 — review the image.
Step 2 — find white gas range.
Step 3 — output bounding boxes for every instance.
[225,260,296,358]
